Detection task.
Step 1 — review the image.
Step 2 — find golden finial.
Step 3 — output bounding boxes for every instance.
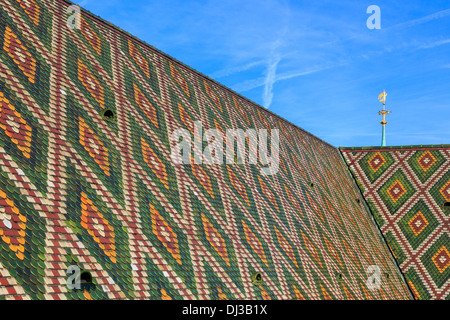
[378,90,387,103]
[377,90,390,146]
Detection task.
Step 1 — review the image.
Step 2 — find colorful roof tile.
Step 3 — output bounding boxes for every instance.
[0,0,416,300]
[341,146,450,300]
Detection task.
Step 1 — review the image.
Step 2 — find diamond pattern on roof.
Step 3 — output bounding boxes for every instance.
[342,147,450,300]
[408,150,446,183]
[422,234,450,288]
[0,10,51,113]
[378,169,416,215]
[0,0,414,301]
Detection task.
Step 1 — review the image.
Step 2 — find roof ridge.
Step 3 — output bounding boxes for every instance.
[340,144,450,151]
[58,0,336,149]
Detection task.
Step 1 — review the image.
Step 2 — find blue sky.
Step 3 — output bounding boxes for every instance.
[78,0,450,147]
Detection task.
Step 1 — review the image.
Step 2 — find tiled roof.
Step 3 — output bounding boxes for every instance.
[341,145,450,151]
[341,147,450,300]
[59,0,336,150]
[0,0,414,300]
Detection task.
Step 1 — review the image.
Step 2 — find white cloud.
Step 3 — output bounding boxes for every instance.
[210,60,266,78]
[263,52,282,108]
[418,39,450,49]
[392,8,450,29]
[232,64,331,93]
[276,65,331,82]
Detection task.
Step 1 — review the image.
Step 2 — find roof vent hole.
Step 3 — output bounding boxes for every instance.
[80,271,93,284]
[101,109,116,122]
[251,272,262,285]
[444,202,450,213]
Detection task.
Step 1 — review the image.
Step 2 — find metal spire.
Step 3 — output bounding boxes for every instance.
[378,90,390,146]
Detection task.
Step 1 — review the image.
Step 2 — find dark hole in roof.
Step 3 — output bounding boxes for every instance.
[80,271,93,284]
[102,109,116,121]
[444,202,450,213]
[251,272,262,285]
